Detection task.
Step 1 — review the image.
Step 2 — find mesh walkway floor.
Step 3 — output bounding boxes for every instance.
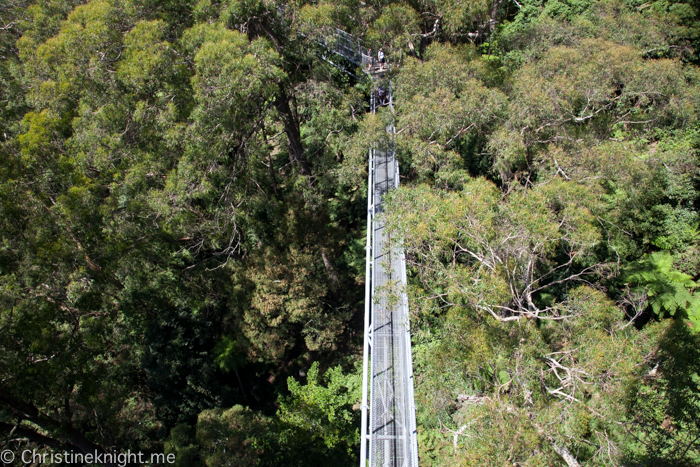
[361,146,419,467]
[307,31,418,465]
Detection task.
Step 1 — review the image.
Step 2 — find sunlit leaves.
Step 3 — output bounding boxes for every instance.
[279,362,360,452]
[117,20,175,94]
[21,0,124,111]
[395,45,505,180]
[385,177,601,319]
[622,251,699,319]
[365,3,421,54]
[501,39,699,155]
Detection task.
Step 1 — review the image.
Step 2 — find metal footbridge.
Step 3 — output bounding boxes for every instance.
[309,29,419,466]
[359,137,419,467]
[360,73,419,467]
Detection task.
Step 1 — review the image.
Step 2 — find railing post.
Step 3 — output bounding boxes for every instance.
[368,148,377,467]
[360,147,373,467]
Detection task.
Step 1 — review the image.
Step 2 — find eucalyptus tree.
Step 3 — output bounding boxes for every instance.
[1,0,369,457]
[380,0,700,464]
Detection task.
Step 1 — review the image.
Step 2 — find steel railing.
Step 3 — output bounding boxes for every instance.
[359,84,418,467]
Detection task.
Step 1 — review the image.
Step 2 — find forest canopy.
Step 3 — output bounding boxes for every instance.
[1,0,700,465]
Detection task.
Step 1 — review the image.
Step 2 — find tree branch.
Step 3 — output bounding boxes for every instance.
[0,391,116,465]
[548,437,581,467]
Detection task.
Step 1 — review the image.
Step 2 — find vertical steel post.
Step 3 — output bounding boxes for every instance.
[369,148,377,466]
[360,147,373,467]
[401,245,419,465]
[389,80,393,111]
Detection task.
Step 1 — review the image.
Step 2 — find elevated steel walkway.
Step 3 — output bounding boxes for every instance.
[359,89,419,467]
[311,28,389,78]
[313,29,418,466]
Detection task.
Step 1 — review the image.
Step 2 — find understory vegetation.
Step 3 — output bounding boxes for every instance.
[1,0,700,465]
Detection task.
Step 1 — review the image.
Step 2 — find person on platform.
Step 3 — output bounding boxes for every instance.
[378,48,385,69]
[377,86,387,106]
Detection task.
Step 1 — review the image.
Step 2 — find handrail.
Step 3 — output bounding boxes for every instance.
[309,28,390,76]
[359,146,373,466]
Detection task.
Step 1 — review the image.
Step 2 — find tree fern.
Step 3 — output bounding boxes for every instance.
[623,251,700,330]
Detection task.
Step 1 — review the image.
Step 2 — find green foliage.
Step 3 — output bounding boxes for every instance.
[117,20,175,94]
[2,0,366,459]
[625,320,700,465]
[622,251,699,318]
[387,4,700,456]
[166,406,273,467]
[279,362,361,453]
[166,362,360,466]
[409,285,665,466]
[385,176,602,322]
[141,306,239,427]
[3,0,700,464]
[395,45,505,181]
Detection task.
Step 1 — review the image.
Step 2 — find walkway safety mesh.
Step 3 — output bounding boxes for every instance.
[359,85,418,467]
